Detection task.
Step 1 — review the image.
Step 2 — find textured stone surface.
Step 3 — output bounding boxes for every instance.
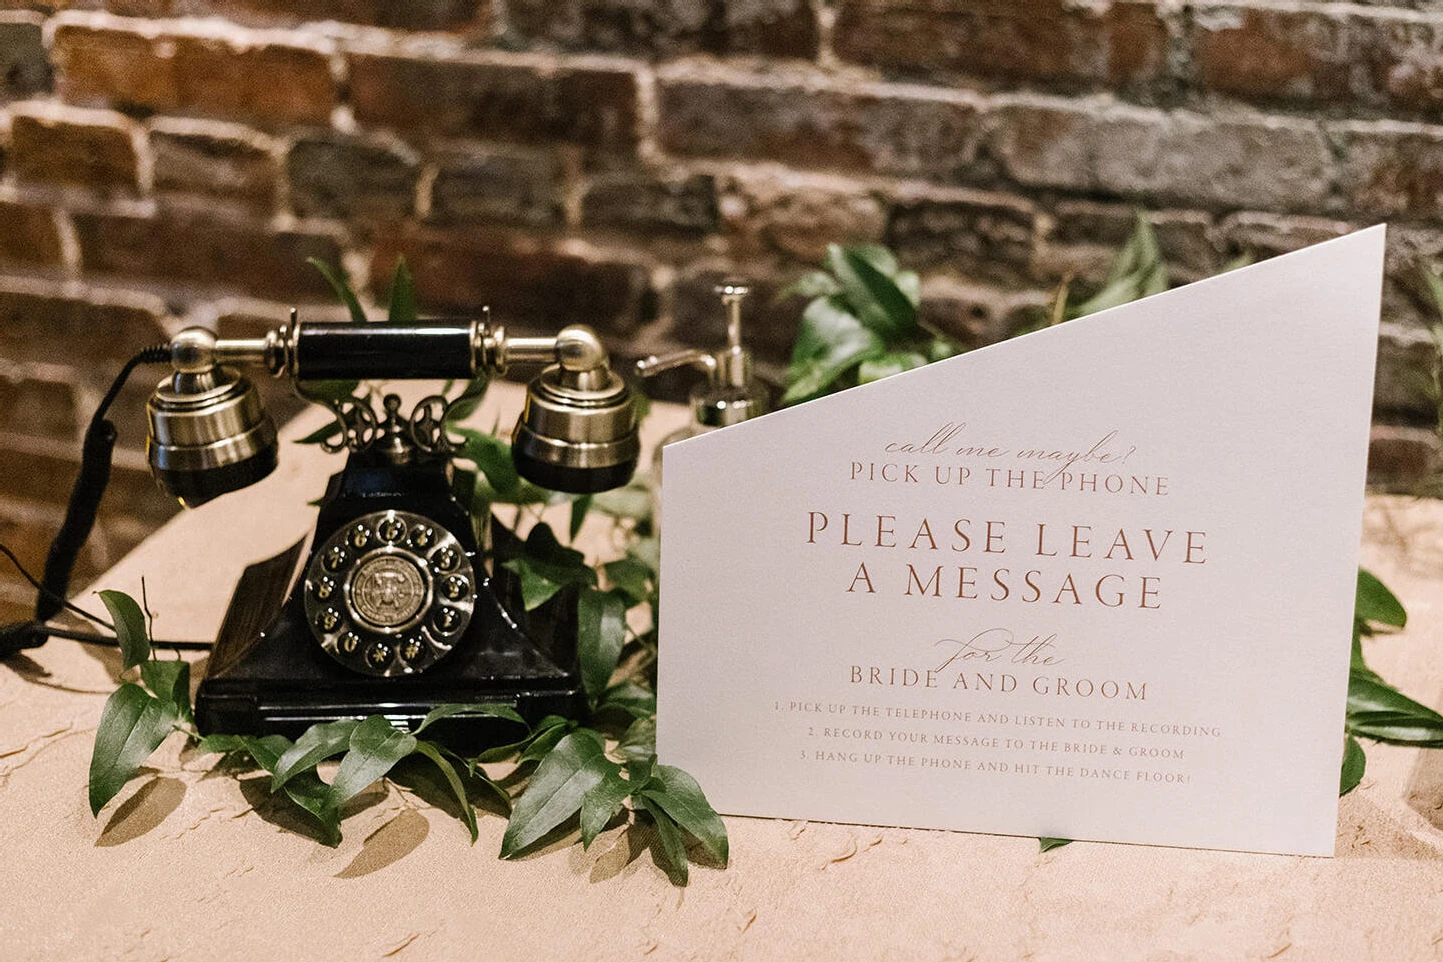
[581,171,718,236]
[9,108,138,194]
[72,208,342,299]
[657,71,983,179]
[507,0,818,59]
[719,171,887,263]
[54,23,336,125]
[428,148,564,228]
[371,227,656,336]
[835,0,1168,91]
[0,200,64,265]
[151,124,278,213]
[349,52,639,152]
[287,134,419,221]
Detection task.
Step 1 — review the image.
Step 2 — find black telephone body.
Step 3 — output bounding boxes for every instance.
[142,315,641,748]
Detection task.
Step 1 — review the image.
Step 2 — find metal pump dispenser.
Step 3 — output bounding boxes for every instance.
[635,282,771,435]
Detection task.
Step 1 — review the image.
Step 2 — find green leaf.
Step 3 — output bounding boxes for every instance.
[637,764,728,865]
[414,740,478,842]
[445,375,490,424]
[1068,215,1167,320]
[1355,568,1406,630]
[297,379,362,404]
[1350,627,1382,684]
[1039,837,1072,852]
[1346,673,1443,746]
[1421,262,1443,316]
[616,716,656,763]
[97,589,148,670]
[857,349,928,385]
[326,716,417,807]
[502,523,597,610]
[199,732,292,772]
[846,243,900,277]
[628,537,661,576]
[518,719,574,763]
[600,681,657,719]
[278,771,343,846]
[578,588,628,705]
[386,256,417,323]
[603,557,653,606]
[415,702,526,735]
[454,426,519,497]
[200,732,341,840]
[893,270,921,308]
[826,244,917,341]
[308,257,369,324]
[637,795,689,885]
[779,270,842,301]
[926,337,961,363]
[294,420,345,446]
[625,754,654,787]
[501,732,617,857]
[88,683,172,816]
[139,658,192,725]
[1340,734,1366,797]
[783,295,885,405]
[271,719,359,791]
[569,494,592,540]
[579,769,632,848]
[591,479,652,521]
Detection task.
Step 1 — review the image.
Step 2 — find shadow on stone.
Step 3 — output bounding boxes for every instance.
[97,774,186,846]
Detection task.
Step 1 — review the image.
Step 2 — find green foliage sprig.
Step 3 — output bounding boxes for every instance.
[85,261,724,885]
[781,243,960,405]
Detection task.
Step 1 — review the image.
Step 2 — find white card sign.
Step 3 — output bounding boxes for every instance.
[658,227,1385,855]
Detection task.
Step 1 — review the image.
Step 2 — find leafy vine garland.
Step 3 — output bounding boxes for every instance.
[83,227,1443,874]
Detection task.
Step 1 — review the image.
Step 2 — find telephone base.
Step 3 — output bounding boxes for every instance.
[195,527,585,752]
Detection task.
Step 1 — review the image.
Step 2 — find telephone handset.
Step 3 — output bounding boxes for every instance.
[142,315,640,744]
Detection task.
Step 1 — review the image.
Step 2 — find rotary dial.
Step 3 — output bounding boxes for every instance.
[302,509,475,677]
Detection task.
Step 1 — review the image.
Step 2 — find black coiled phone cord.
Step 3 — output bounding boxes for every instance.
[0,344,180,658]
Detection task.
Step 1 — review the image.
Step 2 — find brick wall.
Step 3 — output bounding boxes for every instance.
[0,0,1441,621]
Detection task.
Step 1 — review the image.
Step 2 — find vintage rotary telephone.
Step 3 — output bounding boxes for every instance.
[3,313,639,745]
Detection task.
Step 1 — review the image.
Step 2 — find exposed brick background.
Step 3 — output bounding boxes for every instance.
[0,1,1441,623]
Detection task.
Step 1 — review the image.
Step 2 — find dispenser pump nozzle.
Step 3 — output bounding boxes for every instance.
[634,280,770,429]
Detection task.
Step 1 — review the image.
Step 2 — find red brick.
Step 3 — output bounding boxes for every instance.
[1341,121,1443,219]
[1193,6,1443,117]
[287,134,418,220]
[0,200,64,265]
[835,0,1166,90]
[181,0,489,31]
[152,125,278,214]
[0,376,78,441]
[581,171,717,237]
[0,16,51,96]
[1374,321,1438,418]
[1368,423,1442,491]
[54,24,335,126]
[885,189,1036,282]
[657,71,982,179]
[72,208,342,299]
[10,109,139,195]
[428,148,563,228]
[0,285,168,368]
[988,102,1331,212]
[507,0,817,59]
[371,227,655,338]
[719,171,887,263]
[349,52,639,153]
